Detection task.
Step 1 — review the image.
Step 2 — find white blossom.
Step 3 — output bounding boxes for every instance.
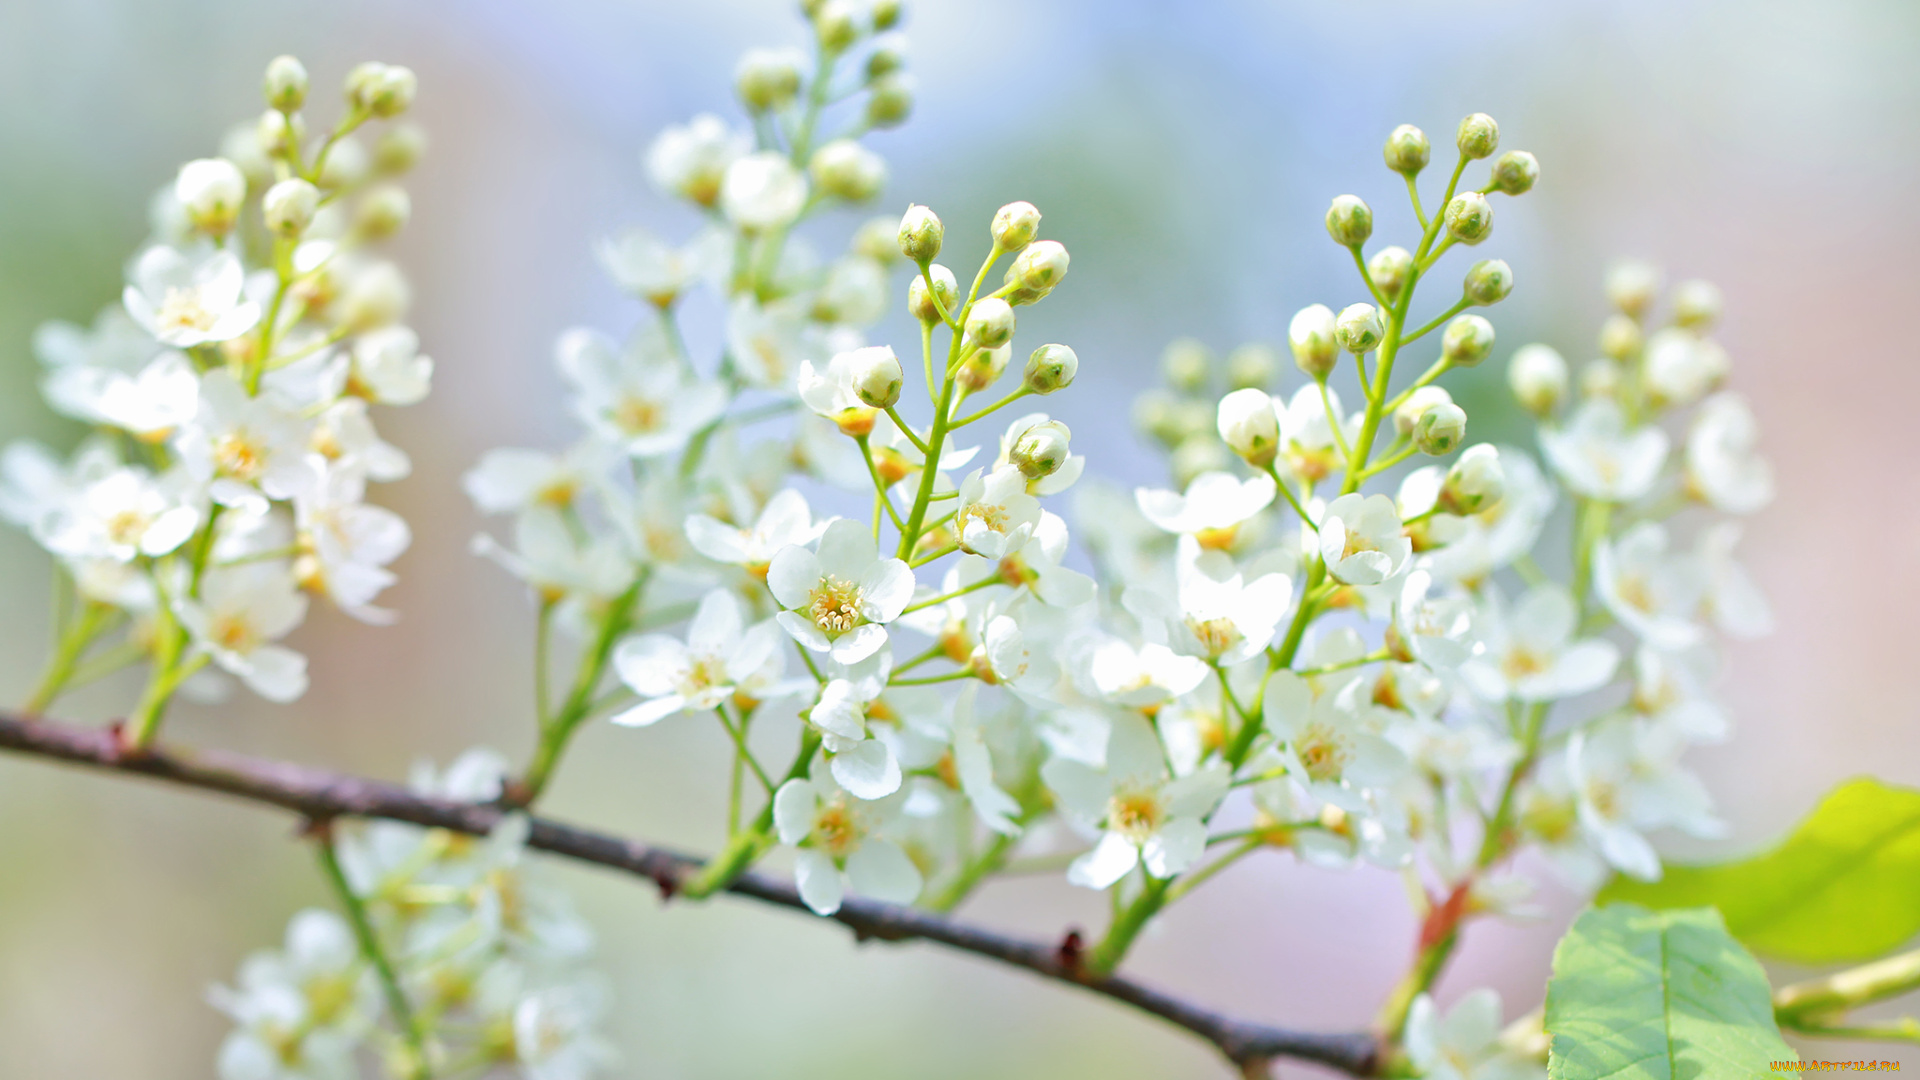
[767,517,914,663]
[1539,399,1667,502]
[1043,713,1228,888]
[123,245,262,347]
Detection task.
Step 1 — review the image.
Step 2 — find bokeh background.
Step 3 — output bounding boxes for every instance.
[2,0,1917,1075]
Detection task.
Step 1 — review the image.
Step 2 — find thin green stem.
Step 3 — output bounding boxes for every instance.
[1087,877,1170,976]
[888,669,976,687]
[923,829,1020,912]
[533,597,556,726]
[856,435,907,534]
[1349,245,1387,308]
[314,829,431,1080]
[1259,461,1315,529]
[24,601,111,714]
[517,575,646,804]
[884,406,929,455]
[1405,174,1429,231]
[901,574,998,616]
[1400,297,1469,347]
[1164,839,1259,904]
[951,387,1032,429]
[681,728,823,899]
[716,704,774,794]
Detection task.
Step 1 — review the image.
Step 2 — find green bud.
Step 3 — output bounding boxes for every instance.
[897,204,943,263]
[256,109,304,160]
[1489,150,1538,195]
[866,74,914,129]
[1394,386,1453,437]
[1160,339,1211,393]
[1463,259,1513,306]
[1172,433,1233,487]
[991,200,1041,251]
[1288,304,1339,379]
[958,344,1011,393]
[1456,113,1499,160]
[1335,303,1384,354]
[907,264,957,323]
[347,62,416,118]
[1010,420,1072,479]
[1581,357,1622,400]
[1415,401,1467,456]
[866,40,906,80]
[964,297,1016,351]
[263,55,308,113]
[814,0,860,51]
[1024,344,1078,394]
[736,48,804,113]
[1002,241,1068,305]
[1384,124,1430,175]
[1226,343,1278,390]
[1367,246,1413,304]
[353,184,411,240]
[1444,192,1493,245]
[1325,195,1373,247]
[1133,388,1184,447]
[262,177,319,238]
[1598,314,1641,361]
[1441,314,1495,367]
[1605,260,1660,317]
[373,124,426,175]
[1508,344,1568,416]
[810,139,887,201]
[873,0,903,31]
[1673,279,1722,329]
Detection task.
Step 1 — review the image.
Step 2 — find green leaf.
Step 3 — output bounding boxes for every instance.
[1598,777,1920,964]
[1545,904,1797,1080]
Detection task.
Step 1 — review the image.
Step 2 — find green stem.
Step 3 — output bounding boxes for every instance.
[314,830,431,1080]
[1163,840,1259,904]
[856,435,907,534]
[517,576,646,803]
[923,829,1019,912]
[1223,561,1326,768]
[951,387,1031,429]
[901,574,998,616]
[681,728,822,899]
[1375,930,1461,1041]
[24,601,111,714]
[1086,877,1170,975]
[884,405,929,454]
[1400,297,1469,347]
[1776,945,1920,1024]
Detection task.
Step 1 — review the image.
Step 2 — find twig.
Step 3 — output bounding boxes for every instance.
[0,710,1378,1076]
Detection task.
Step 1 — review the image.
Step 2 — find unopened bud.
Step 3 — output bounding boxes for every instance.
[354,185,410,240]
[1384,124,1430,175]
[1508,344,1567,416]
[1489,150,1538,195]
[1004,239,1068,302]
[867,74,914,128]
[810,139,887,201]
[991,200,1041,251]
[872,0,903,31]
[849,345,903,409]
[1011,420,1071,479]
[1440,444,1504,514]
[1580,358,1621,400]
[1226,343,1278,390]
[1162,339,1211,393]
[262,177,320,237]
[1441,314,1495,367]
[1024,343,1078,395]
[1134,389,1182,447]
[908,263,958,323]
[1456,113,1499,160]
[1368,246,1413,303]
[866,37,907,80]
[1394,386,1454,437]
[1463,259,1513,306]
[1414,402,1466,455]
[1673,279,1722,329]
[338,262,410,330]
[736,48,804,112]
[898,204,943,262]
[964,297,1016,351]
[958,344,1010,393]
[814,0,860,51]
[1444,192,1493,245]
[263,55,309,112]
[1335,303,1384,354]
[1172,435,1233,487]
[175,158,247,235]
[852,216,901,262]
[257,109,304,160]
[348,62,416,117]
[1605,260,1660,318]
[1599,314,1642,361]
[1325,195,1373,247]
[1289,304,1339,378]
[317,137,370,190]
[1217,388,1280,467]
[373,124,426,175]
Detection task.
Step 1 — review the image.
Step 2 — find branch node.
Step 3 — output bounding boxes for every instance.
[1056,928,1085,977]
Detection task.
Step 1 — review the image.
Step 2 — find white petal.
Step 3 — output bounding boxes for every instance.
[609,695,686,728]
[828,623,888,664]
[793,849,844,915]
[829,739,901,800]
[1067,832,1139,890]
[845,839,922,904]
[1142,818,1206,878]
[240,645,308,703]
[766,545,822,610]
[772,779,817,845]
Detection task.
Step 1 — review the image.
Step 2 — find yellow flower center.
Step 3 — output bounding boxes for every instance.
[1108,790,1164,841]
[956,500,1009,537]
[210,613,258,653]
[213,431,267,481]
[808,574,864,635]
[811,795,859,857]
[105,509,150,548]
[1186,616,1241,658]
[156,285,218,334]
[1295,722,1351,782]
[1501,645,1549,681]
[613,394,664,435]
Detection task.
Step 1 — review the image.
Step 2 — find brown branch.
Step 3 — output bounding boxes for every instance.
[0,710,1379,1076]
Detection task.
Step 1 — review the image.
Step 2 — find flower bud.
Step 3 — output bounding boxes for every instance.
[1325,195,1373,247]
[1441,314,1495,367]
[373,124,426,175]
[1394,386,1453,437]
[256,109,304,160]
[1172,434,1233,487]
[1384,124,1430,175]
[852,216,901,262]
[721,152,808,231]
[872,0,903,31]
[1463,259,1513,306]
[810,139,887,201]
[1368,246,1413,304]
[1134,389,1181,446]
[1440,444,1504,514]
[1024,343,1078,395]
[348,62,417,117]
[958,344,1010,393]
[991,200,1041,251]
[1456,113,1499,160]
[1673,279,1722,329]
[1605,260,1660,318]
[866,37,907,80]
[1217,388,1280,467]
[262,177,320,237]
[813,0,861,50]
[1004,239,1068,302]
[175,158,247,235]
[317,137,369,190]
[1289,303,1339,378]
[898,203,943,263]
[1335,303,1384,354]
[1508,344,1567,415]
[736,48,804,112]
[1444,192,1493,245]
[352,184,411,240]
[1010,419,1071,479]
[1580,358,1621,400]
[1414,402,1466,456]
[908,263,958,323]
[1599,314,1642,361]
[866,74,914,129]
[338,262,410,331]
[964,297,1016,351]
[263,55,308,112]
[1489,150,1538,195]
[848,345,903,409]
[1162,338,1211,393]
[1227,343,1278,390]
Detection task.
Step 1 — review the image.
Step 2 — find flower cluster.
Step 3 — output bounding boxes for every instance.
[0,53,431,742]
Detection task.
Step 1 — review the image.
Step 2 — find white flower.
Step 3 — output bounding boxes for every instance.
[1593,522,1703,650]
[1042,713,1228,888]
[1086,638,1210,708]
[178,564,311,702]
[772,767,922,914]
[1685,391,1772,514]
[44,466,200,562]
[767,517,914,663]
[611,589,782,727]
[287,459,411,624]
[1404,990,1542,1080]
[308,398,410,484]
[721,151,809,231]
[1418,447,1555,585]
[645,113,749,206]
[1135,470,1275,547]
[726,295,825,390]
[1217,387,1281,466]
[997,412,1084,495]
[997,509,1097,607]
[1459,585,1618,703]
[1279,384,1361,482]
[1318,493,1413,586]
[1643,328,1727,408]
[1394,570,1477,669]
[1539,399,1668,502]
[1126,535,1292,665]
[1631,644,1729,744]
[464,444,604,516]
[556,328,725,458]
[797,348,889,431]
[511,981,615,1080]
[123,245,262,347]
[346,326,433,406]
[954,464,1042,558]
[62,349,201,440]
[685,488,828,576]
[210,908,373,1080]
[175,370,314,511]
[596,226,696,307]
[1568,718,1724,881]
[1261,670,1409,805]
[1695,523,1772,638]
[472,508,637,612]
[807,650,905,799]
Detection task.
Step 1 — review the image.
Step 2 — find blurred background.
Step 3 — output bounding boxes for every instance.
[2,0,1917,1075]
